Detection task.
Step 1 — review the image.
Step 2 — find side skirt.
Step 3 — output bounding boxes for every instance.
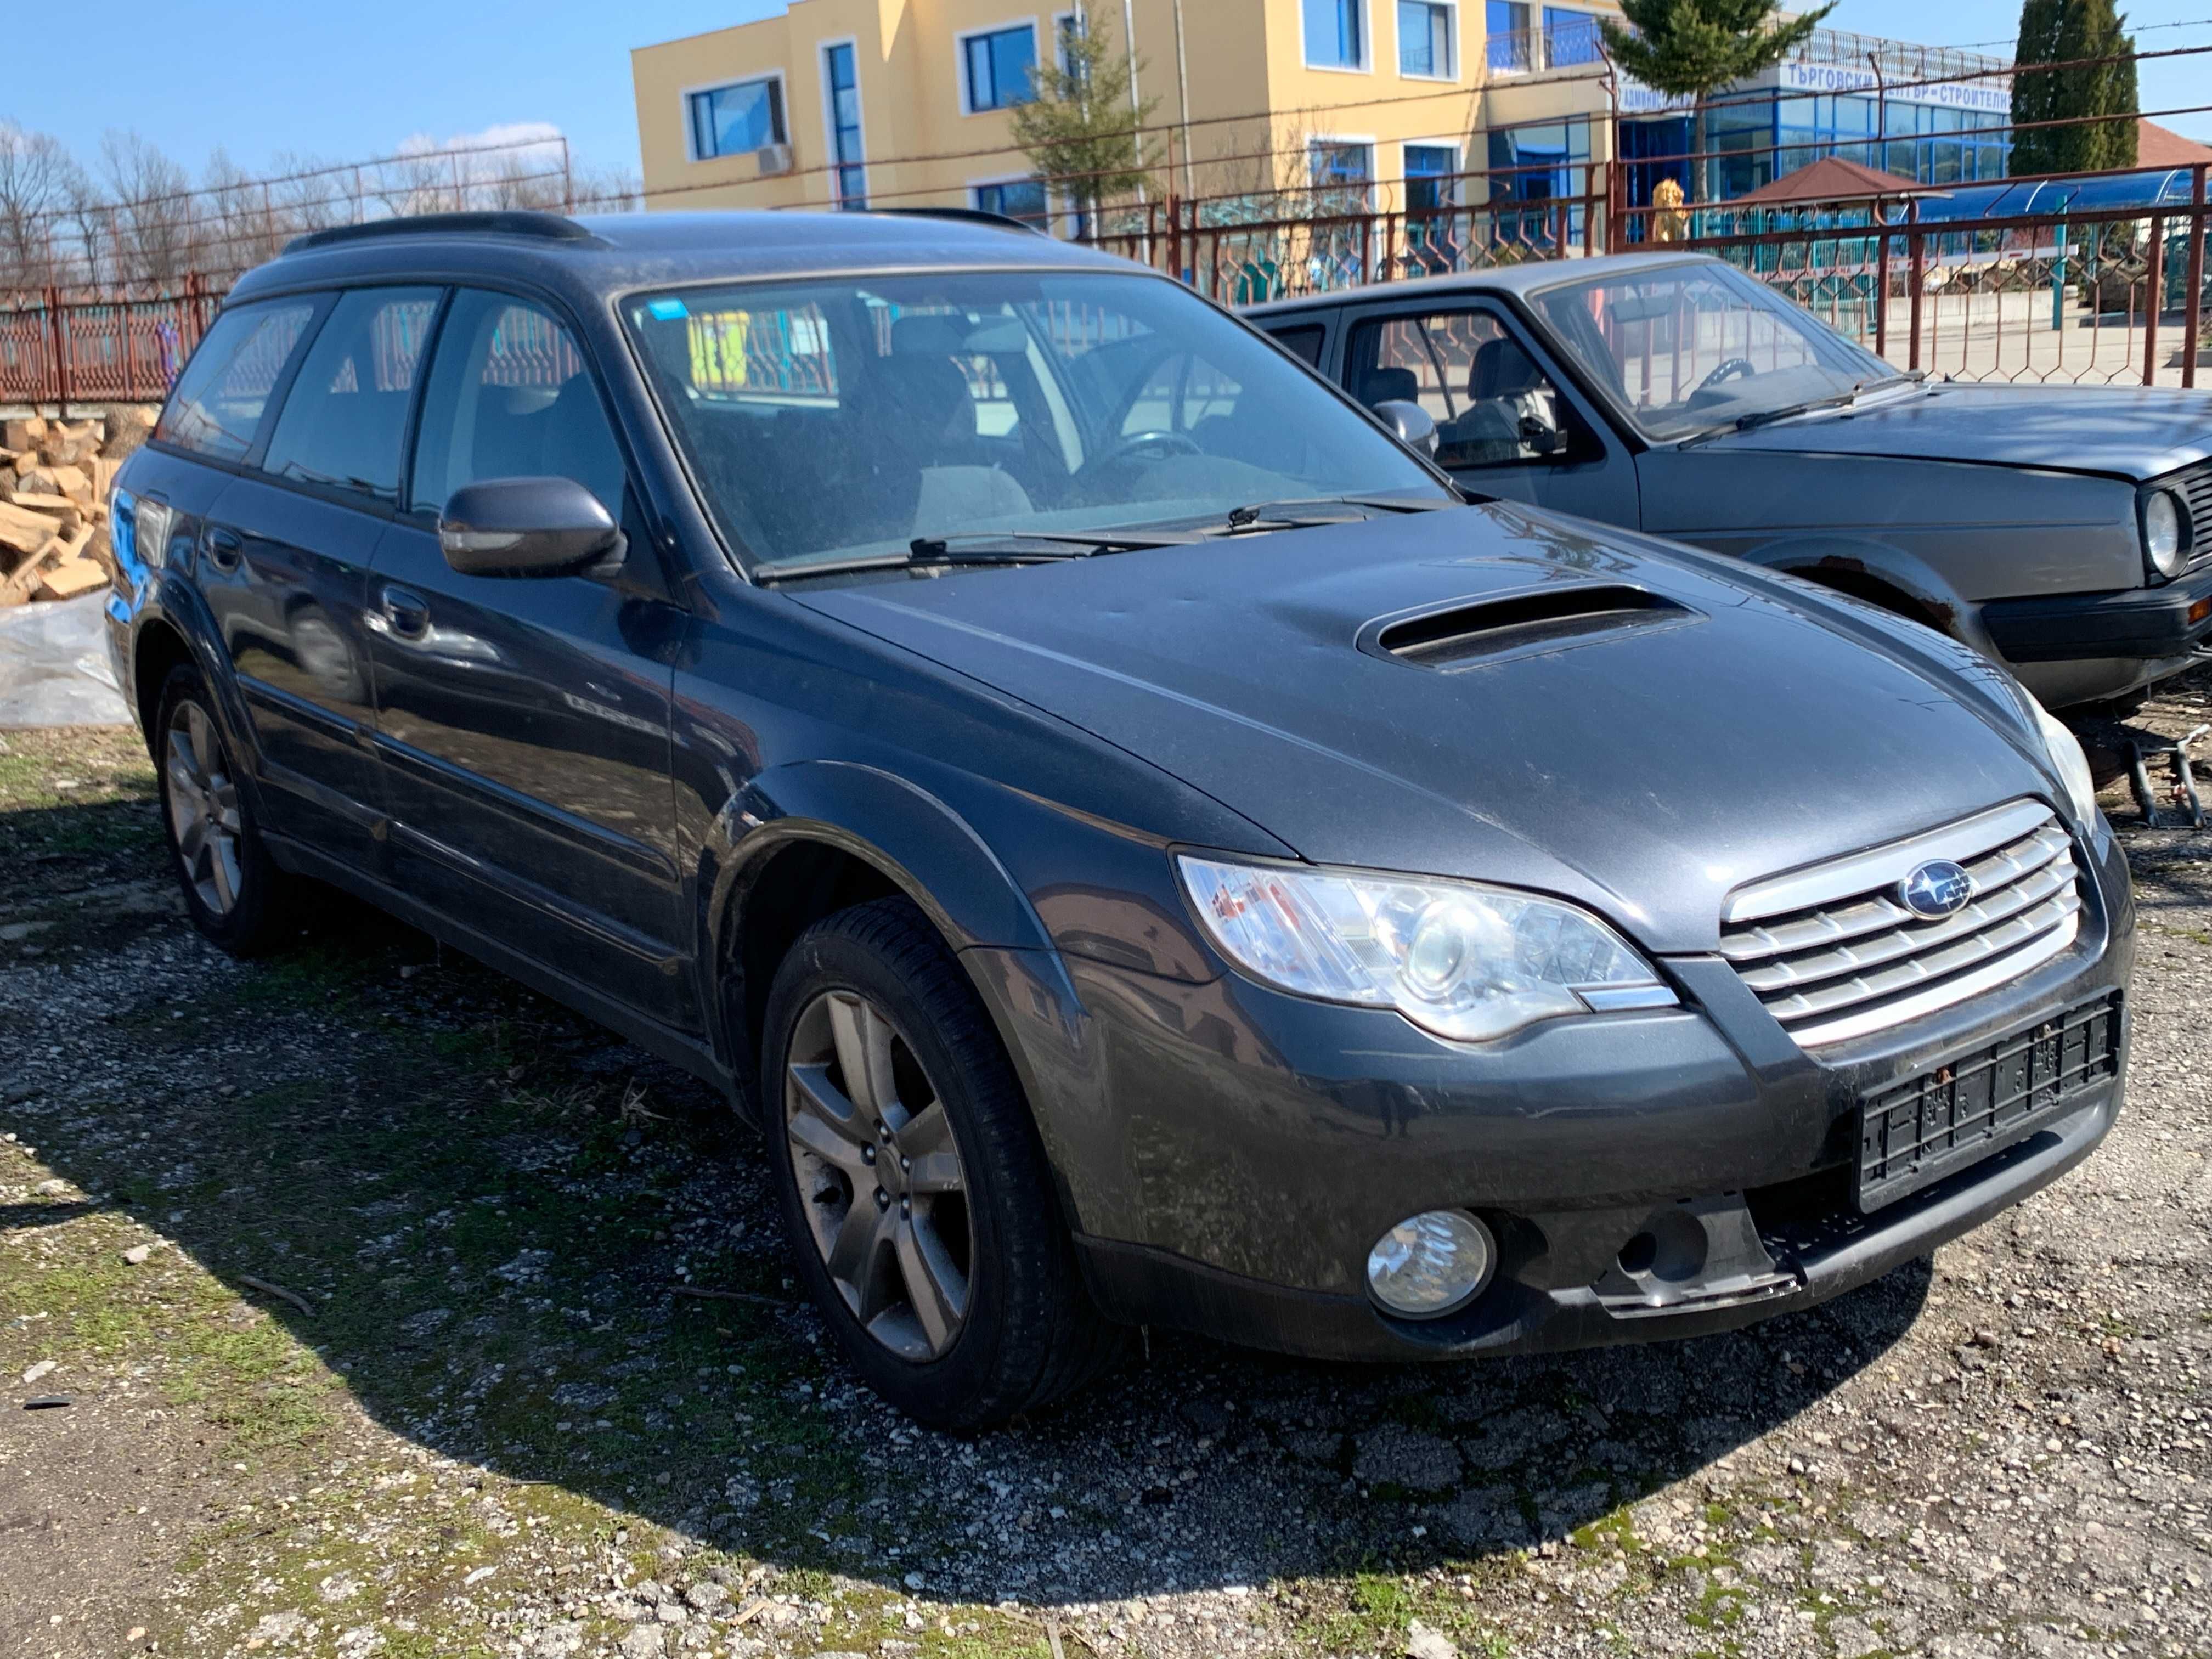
[264,831,741,1110]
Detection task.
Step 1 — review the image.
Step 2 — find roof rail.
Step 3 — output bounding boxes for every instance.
[284,210,598,256]
[867,206,1048,237]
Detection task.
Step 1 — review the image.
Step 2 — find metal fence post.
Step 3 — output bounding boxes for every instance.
[2183,166,2205,391]
[43,285,70,416]
[1875,202,1891,358]
[2143,214,2165,387]
[1906,200,1924,374]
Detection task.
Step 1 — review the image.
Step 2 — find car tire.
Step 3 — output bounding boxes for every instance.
[759,896,1121,1430]
[152,662,302,957]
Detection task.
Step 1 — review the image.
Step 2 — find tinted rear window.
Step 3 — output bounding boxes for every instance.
[1267,324,1326,367]
[261,287,442,505]
[155,300,319,461]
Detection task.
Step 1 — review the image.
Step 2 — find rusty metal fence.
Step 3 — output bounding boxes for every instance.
[1632,163,2210,390]
[0,278,223,407]
[6,163,2208,407]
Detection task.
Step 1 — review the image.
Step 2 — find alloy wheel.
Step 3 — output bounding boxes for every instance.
[783,989,973,1362]
[163,701,244,917]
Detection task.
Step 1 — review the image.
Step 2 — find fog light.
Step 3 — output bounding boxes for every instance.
[1365,1210,1494,1318]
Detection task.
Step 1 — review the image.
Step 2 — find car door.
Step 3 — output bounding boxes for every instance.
[195,286,438,865]
[365,285,695,1030]
[1335,298,1640,526]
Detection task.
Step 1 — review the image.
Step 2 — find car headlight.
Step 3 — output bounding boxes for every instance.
[2142,488,2189,580]
[2029,698,2100,826]
[1176,855,1677,1043]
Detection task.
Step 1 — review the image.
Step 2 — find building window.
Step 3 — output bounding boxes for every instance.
[973,177,1050,225]
[823,42,866,207]
[1304,0,1367,69]
[1310,140,1374,210]
[1488,117,1590,246]
[1485,1,1529,72]
[1400,1,1454,77]
[688,75,787,160]
[963,24,1039,112]
[1404,143,1459,210]
[1541,7,1601,69]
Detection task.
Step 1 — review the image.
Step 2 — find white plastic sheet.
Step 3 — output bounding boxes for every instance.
[0,593,133,727]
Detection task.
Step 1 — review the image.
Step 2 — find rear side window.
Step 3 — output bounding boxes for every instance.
[409,290,627,518]
[261,287,442,505]
[1267,324,1325,367]
[154,300,319,461]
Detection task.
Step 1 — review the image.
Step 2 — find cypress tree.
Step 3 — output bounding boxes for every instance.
[2011,0,2138,176]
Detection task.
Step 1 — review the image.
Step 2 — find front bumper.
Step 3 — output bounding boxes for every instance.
[1980,561,2212,664]
[976,819,2134,1362]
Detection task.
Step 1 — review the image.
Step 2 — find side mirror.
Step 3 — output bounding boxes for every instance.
[439,477,622,577]
[1372,398,1440,459]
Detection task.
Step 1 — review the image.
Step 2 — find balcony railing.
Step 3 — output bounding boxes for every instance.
[1485,20,2009,86]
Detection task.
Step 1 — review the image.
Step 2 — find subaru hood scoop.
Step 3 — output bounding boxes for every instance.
[794,504,2056,953]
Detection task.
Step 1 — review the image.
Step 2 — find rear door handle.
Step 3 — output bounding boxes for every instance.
[379,583,430,639]
[203,527,243,572]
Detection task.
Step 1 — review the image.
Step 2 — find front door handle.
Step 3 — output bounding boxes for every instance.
[203,527,243,572]
[379,583,430,639]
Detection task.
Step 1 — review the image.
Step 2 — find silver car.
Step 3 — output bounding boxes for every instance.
[1251,252,2212,712]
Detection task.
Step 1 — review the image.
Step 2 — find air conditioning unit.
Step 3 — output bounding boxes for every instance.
[755,144,795,178]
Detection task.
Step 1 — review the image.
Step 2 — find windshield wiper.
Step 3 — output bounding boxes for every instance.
[754,529,1201,584]
[1676,371,1930,450]
[1215,494,1458,533]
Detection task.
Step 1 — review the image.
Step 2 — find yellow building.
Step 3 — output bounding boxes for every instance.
[630,0,1633,229]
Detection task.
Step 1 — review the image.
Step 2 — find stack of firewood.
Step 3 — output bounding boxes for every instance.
[1,407,157,606]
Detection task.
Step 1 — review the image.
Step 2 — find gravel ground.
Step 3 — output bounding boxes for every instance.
[2,673,2209,1659]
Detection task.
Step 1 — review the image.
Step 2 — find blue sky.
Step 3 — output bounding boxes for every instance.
[4,0,2207,182]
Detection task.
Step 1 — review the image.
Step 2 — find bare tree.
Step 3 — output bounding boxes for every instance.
[202,147,289,275]
[0,122,82,293]
[101,129,199,284]
[268,150,352,236]
[374,151,458,219]
[571,164,645,215]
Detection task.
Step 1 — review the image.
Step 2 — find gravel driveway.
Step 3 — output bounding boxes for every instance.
[2,670,2208,1659]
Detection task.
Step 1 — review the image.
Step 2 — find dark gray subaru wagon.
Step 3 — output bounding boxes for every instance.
[106,210,2133,1428]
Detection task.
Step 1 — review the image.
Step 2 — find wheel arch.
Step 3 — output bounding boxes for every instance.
[702,762,1062,1123]
[131,614,198,745]
[1749,536,1993,652]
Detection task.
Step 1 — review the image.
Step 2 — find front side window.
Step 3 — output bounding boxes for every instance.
[1349,309,1574,469]
[409,290,626,520]
[155,298,319,461]
[259,287,441,504]
[1399,0,1454,76]
[623,270,1446,574]
[1305,0,1366,67]
[823,43,867,207]
[963,25,1037,111]
[689,76,787,160]
[1485,0,1529,70]
[1527,261,1897,443]
[973,177,1051,226]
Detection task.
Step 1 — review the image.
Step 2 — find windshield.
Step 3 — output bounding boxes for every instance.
[1527,262,1898,443]
[622,269,1447,573]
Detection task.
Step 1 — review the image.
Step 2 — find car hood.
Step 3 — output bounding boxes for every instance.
[1703,382,2211,480]
[794,505,2059,954]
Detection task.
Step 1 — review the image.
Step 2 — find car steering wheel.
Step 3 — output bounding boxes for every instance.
[1695,357,1758,392]
[1093,430,1203,469]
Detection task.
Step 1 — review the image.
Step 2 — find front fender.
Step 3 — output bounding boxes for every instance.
[702,759,1057,967]
[1745,535,1999,658]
